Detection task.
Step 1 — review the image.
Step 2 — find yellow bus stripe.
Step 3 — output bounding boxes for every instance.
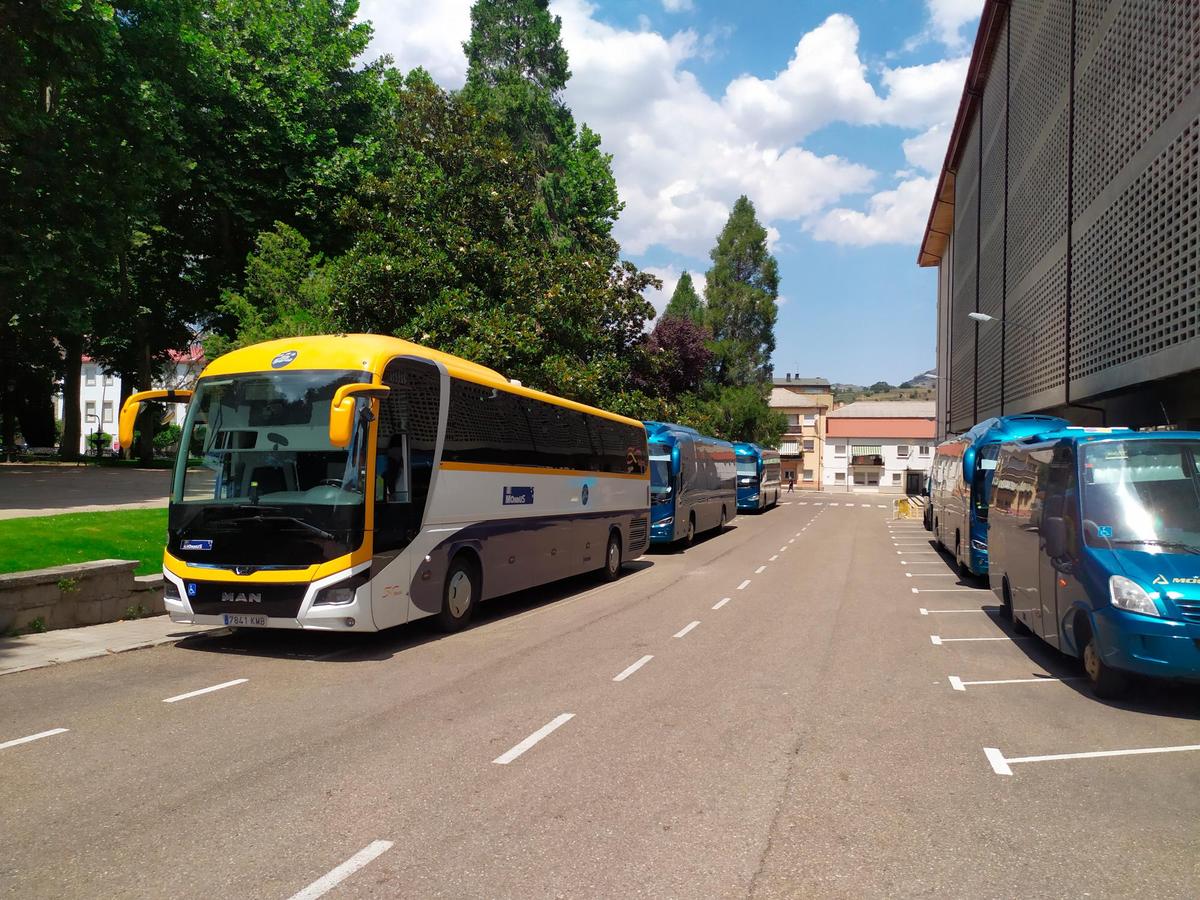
[438,461,649,481]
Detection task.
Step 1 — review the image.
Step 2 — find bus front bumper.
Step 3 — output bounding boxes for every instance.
[1093,607,1200,682]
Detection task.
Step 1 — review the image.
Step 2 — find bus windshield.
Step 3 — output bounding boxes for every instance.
[649,443,673,503]
[736,458,757,483]
[1081,440,1200,551]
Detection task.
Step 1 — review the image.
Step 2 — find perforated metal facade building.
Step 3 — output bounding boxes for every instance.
[919,1,1200,439]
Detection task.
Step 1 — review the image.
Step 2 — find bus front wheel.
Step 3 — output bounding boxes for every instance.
[438,556,479,632]
[1079,620,1128,699]
[684,514,696,546]
[599,531,622,582]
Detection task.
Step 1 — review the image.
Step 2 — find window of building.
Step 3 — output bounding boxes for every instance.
[85,367,96,387]
[802,439,815,451]
[803,414,816,426]
[84,401,96,421]
[803,468,814,481]
[103,372,114,386]
[892,472,901,484]
[897,444,910,458]
[102,401,113,423]
[787,414,800,426]
[918,445,930,456]
[835,472,845,482]
[834,444,846,457]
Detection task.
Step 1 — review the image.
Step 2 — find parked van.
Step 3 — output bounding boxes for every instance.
[988,428,1200,696]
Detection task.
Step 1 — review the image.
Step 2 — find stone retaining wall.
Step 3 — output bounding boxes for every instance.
[0,560,164,633]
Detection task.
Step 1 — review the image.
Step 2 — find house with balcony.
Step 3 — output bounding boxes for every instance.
[822,400,936,493]
[768,375,833,490]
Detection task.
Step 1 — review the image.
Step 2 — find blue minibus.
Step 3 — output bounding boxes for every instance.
[733,442,781,513]
[645,422,737,546]
[930,415,1067,575]
[989,428,1200,697]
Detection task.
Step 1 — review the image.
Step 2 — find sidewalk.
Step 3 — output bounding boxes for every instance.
[0,616,222,676]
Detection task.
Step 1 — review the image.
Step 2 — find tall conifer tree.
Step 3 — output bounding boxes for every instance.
[703,196,779,387]
[664,271,704,324]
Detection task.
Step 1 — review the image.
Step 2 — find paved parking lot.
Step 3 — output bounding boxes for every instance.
[1,500,1196,897]
[0,464,170,518]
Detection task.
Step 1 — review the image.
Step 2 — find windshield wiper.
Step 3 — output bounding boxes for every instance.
[1108,538,1200,555]
[224,515,336,541]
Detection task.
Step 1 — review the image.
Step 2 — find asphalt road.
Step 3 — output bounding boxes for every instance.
[2,496,1198,898]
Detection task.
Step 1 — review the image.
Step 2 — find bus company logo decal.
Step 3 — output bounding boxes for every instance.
[270,349,298,368]
[503,486,534,506]
[582,484,590,506]
[221,591,262,603]
[1170,576,1200,585]
[180,539,212,551]
[1153,574,1170,586]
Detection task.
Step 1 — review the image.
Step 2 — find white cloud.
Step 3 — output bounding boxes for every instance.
[902,121,951,173]
[661,0,694,11]
[806,176,938,247]
[357,2,967,253]
[924,0,983,50]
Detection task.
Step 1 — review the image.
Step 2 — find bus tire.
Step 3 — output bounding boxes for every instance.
[438,554,479,633]
[684,513,696,546]
[1000,578,1014,622]
[1079,617,1128,699]
[719,507,727,530]
[599,530,622,582]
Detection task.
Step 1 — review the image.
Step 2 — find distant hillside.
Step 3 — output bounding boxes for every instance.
[832,378,935,405]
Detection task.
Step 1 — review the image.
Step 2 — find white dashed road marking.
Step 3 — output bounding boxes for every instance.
[493,713,575,764]
[985,743,1200,777]
[163,678,248,704]
[613,655,654,682]
[674,621,700,638]
[288,841,395,900]
[713,597,731,610]
[0,728,69,752]
[949,674,1080,691]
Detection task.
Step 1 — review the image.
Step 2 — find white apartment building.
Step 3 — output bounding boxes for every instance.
[822,401,936,493]
[54,347,206,455]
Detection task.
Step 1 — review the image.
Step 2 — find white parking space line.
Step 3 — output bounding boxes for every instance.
[920,607,999,615]
[737,579,752,590]
[674,621,700,638]
[613,655,654,682]
[0,727,69,752]
[949,674,1080,691]
[906,573,958,577]
[985,743,1200,777]
[769,554,778,561]
[779,546,788,552]
[755,565,767,574]
[493,713,575,764]
[897,551,941,555]
[912,587,988,594]
[930,634,1030,645]
[813,502,823,505]
[163,678,248,704]
[288,840,395,900]
[712,597,731,610]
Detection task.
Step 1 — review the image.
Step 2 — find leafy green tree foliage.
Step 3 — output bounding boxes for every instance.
[664,272,704,324]
[704,196,779,387]
[204,223,334,360]
[328,71,656,407]
[686,384,786,446]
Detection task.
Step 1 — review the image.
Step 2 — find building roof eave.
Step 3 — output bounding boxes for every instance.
[917,0,1009,268]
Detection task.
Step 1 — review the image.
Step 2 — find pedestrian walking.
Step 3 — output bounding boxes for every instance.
[787,476,795,493]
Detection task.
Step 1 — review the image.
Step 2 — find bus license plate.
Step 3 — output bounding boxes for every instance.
[223,614,268,628]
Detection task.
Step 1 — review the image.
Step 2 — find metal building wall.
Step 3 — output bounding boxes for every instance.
[941,0,1200,432]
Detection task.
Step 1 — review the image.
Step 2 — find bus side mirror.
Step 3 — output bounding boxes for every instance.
[1044,516,1067,558]
[329,383,390,448]
[119,389,193,450]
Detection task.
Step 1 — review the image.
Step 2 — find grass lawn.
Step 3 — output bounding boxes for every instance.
[0,508,167,576]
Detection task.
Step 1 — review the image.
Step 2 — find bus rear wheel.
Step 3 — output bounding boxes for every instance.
[438,556,479,632]
[684,514,696,546]
[599,531,622,582]
[719,508,727,530]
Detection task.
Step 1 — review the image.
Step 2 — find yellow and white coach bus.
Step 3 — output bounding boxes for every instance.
[120,335,650,633]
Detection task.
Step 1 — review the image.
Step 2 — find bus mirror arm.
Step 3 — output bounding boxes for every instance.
[118,389,194,451]
[329,383,390,448]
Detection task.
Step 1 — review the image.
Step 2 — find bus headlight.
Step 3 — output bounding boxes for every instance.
[1109,575,1161,617]
[657,516,673,527]
[314,573,367,607]
[971,539,987,552]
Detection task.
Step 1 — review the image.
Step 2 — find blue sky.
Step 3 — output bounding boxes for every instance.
[359,0,983,385]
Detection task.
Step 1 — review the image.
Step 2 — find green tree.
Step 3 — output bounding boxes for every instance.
[664,272,704,324]
[687,384,786,446]
[704,196,779,387]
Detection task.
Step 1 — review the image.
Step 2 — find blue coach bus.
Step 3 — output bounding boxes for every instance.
[645,422,737,546]
[733,442,782,512]
[988,428,1200,696]
[930,414,1067,576]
